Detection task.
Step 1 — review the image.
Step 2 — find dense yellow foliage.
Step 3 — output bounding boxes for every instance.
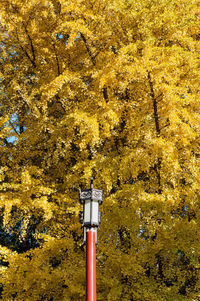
[0,0,200,300]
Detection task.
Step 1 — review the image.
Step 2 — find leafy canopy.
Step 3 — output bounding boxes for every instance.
[0,0,200,300]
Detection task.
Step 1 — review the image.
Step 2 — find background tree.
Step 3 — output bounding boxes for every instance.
[0,0,200,300]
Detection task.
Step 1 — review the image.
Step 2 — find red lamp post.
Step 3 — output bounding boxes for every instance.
[79,178,104,301]
[86,229,96,301]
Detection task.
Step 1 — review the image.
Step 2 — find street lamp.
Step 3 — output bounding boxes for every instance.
[79,177,104,301]
[79,177,104,244]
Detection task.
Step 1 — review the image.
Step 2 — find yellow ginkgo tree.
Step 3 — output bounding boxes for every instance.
[0,0,200,300]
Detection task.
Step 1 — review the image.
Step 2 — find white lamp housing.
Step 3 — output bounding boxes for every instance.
[79,178,104,243]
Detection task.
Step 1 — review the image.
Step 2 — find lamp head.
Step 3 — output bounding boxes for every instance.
[79,178,104,227]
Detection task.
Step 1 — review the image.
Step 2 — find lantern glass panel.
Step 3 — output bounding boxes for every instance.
[92,200,99,225]
[84,199,91,223]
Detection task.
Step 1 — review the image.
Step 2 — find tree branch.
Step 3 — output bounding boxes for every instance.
[9,120,20,136]
[148,71,162,194]
[16,32,36,68]
[103,87,109,103]
[80,32,96,66]
[148,71,160,136]
[22,23,37,67]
